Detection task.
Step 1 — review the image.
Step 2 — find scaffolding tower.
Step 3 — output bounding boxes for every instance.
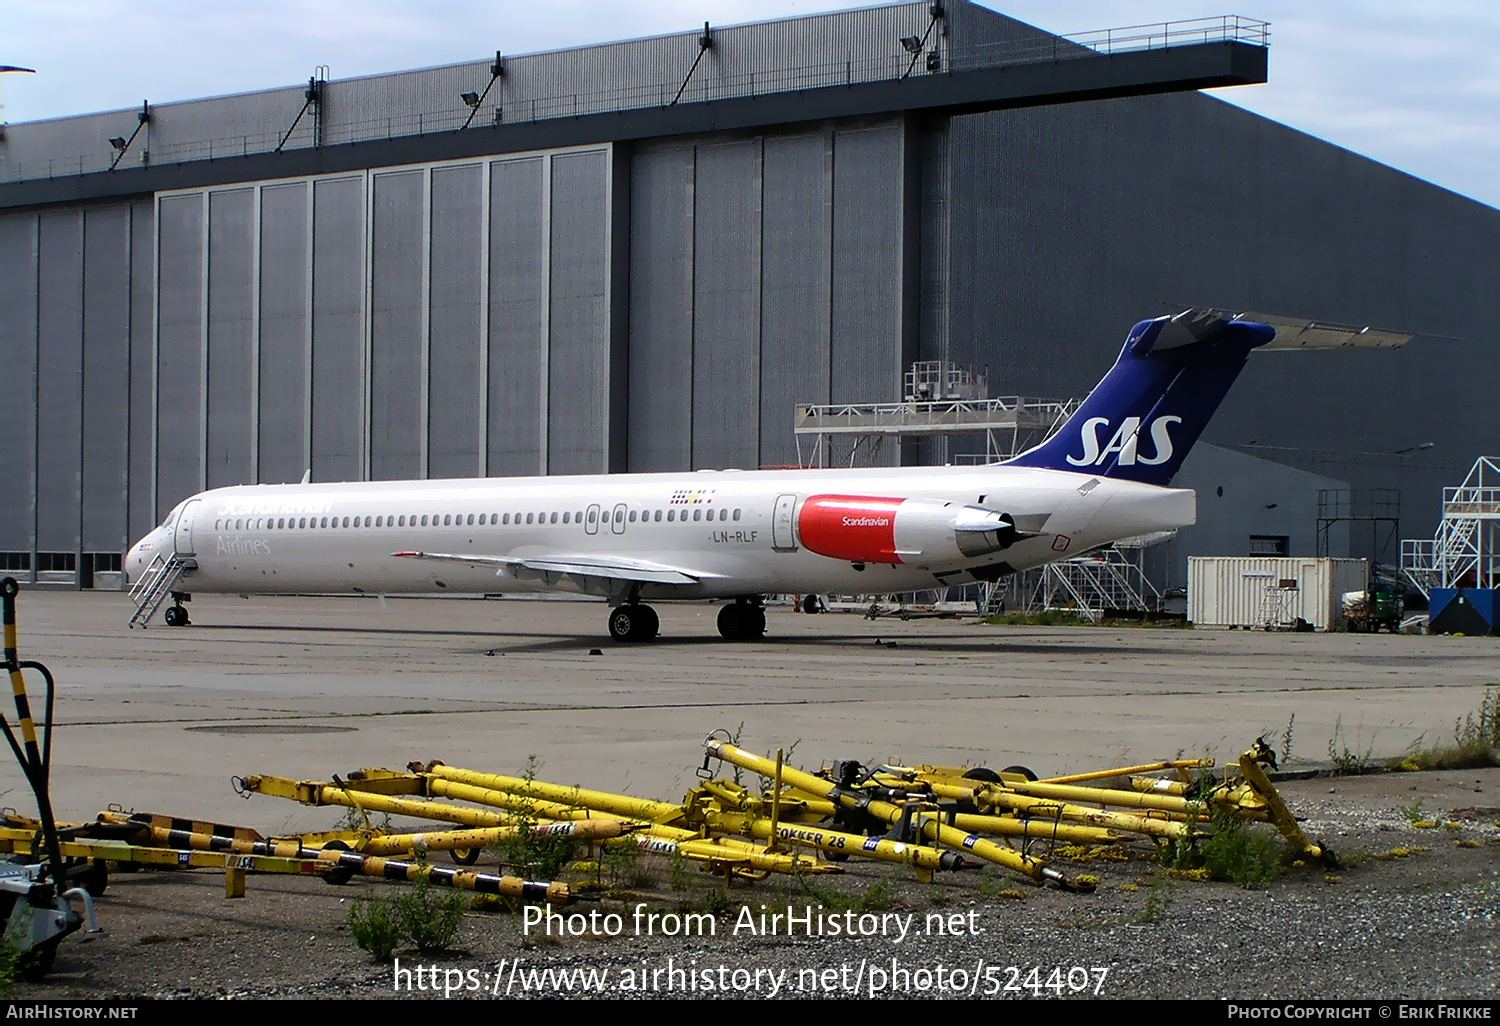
[795,362,1078,468]
[1401,456,1500,598]
[1316,488,1400,563]
[980,543,1164,621]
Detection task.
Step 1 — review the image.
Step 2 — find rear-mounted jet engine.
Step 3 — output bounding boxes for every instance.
[796,494,1022,566]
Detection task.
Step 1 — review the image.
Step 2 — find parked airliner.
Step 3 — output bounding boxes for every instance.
[124,308,1407,642]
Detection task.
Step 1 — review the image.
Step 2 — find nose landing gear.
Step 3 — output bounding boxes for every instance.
[163,594,191,627]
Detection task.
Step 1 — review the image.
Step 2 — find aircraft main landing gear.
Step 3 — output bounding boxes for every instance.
[717,601,765,641]
[608,603,659,643]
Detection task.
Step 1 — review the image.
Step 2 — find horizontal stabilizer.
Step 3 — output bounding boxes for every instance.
[1007,306,1418,487]
[392,550,718,586]
[1169,307,1414,350]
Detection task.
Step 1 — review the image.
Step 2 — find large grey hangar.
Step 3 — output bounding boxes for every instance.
[0,2,1494,591]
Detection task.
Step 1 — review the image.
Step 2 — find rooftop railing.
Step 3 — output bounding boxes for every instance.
[0,15,1269,184]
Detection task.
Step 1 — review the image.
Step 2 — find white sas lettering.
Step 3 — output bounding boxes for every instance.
[1066,417,1111,466]
[1136,415,1181,466]
[1068,415,1181,467]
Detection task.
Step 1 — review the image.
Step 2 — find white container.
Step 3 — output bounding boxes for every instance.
[1188,557,1368,630]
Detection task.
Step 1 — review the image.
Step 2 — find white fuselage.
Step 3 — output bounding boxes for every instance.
[125,464,1195,601]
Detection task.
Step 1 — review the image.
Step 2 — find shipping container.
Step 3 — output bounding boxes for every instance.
[1188,557,1369,631]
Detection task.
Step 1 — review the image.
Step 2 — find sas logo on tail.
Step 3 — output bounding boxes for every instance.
[1067,416,1182,467]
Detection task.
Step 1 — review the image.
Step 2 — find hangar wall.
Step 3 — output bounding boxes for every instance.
[628,119,913,473]
[152,145,619,495]
[933,61,1499,541]
[1,1,1495,589]
[0,113,923,575]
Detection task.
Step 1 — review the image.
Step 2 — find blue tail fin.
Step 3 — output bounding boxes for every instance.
[1006,311,1276,486]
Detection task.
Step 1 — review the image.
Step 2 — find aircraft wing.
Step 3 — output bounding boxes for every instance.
[392,550,721,586]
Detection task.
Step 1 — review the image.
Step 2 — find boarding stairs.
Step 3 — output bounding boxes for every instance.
[127,553,195,629]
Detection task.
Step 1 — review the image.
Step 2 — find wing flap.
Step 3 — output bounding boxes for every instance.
[392,551,716,586]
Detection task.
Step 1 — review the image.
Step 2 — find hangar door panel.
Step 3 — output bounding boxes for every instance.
[157,193,205,516]
[488,157,547,477]
[81,204,132,552]
[830,125,904,416]
[0,215,38,551]
[258,182,310,487]
[370,170,425,481]
[310,176,365,485]
[628,144,695,473]
[206,188,255,490]
[547,149,611,476]
[428,163,484,479]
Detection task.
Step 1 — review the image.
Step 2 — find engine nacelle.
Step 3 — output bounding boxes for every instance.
[796,494,1020,565]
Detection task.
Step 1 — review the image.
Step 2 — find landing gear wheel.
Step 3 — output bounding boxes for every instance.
[609,604,659,643]
[164,605,190,627]
[634,604,659,641]
[803,594,822,614]
[717,603,766,641]
[450,847,480,866]
[608,606,635,642]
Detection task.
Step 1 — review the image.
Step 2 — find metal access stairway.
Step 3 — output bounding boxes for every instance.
[127,553,194,629]
[982,546,1161,622]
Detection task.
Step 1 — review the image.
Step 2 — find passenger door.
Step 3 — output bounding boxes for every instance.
[173,499,201,557]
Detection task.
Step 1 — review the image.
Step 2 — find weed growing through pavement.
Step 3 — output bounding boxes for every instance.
[1136,875,1175,923]
[348,893,403,961]
[1396,686,1499,771]
[794,867,898,914]
[497,755,578,879]
[1327,716,1376,775]
[394,855,468,953]
[1199,812,1283,887]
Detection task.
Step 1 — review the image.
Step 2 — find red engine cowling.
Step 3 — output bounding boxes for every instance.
[797,494,1021,565]
[797,495,904,563]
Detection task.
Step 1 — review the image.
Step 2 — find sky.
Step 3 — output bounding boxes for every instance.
[2,0,1497,208]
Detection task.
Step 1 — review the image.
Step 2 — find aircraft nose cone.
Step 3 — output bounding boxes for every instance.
[126,537,154,582]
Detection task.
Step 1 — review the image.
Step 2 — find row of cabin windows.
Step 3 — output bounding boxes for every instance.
[213,507,743,532]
